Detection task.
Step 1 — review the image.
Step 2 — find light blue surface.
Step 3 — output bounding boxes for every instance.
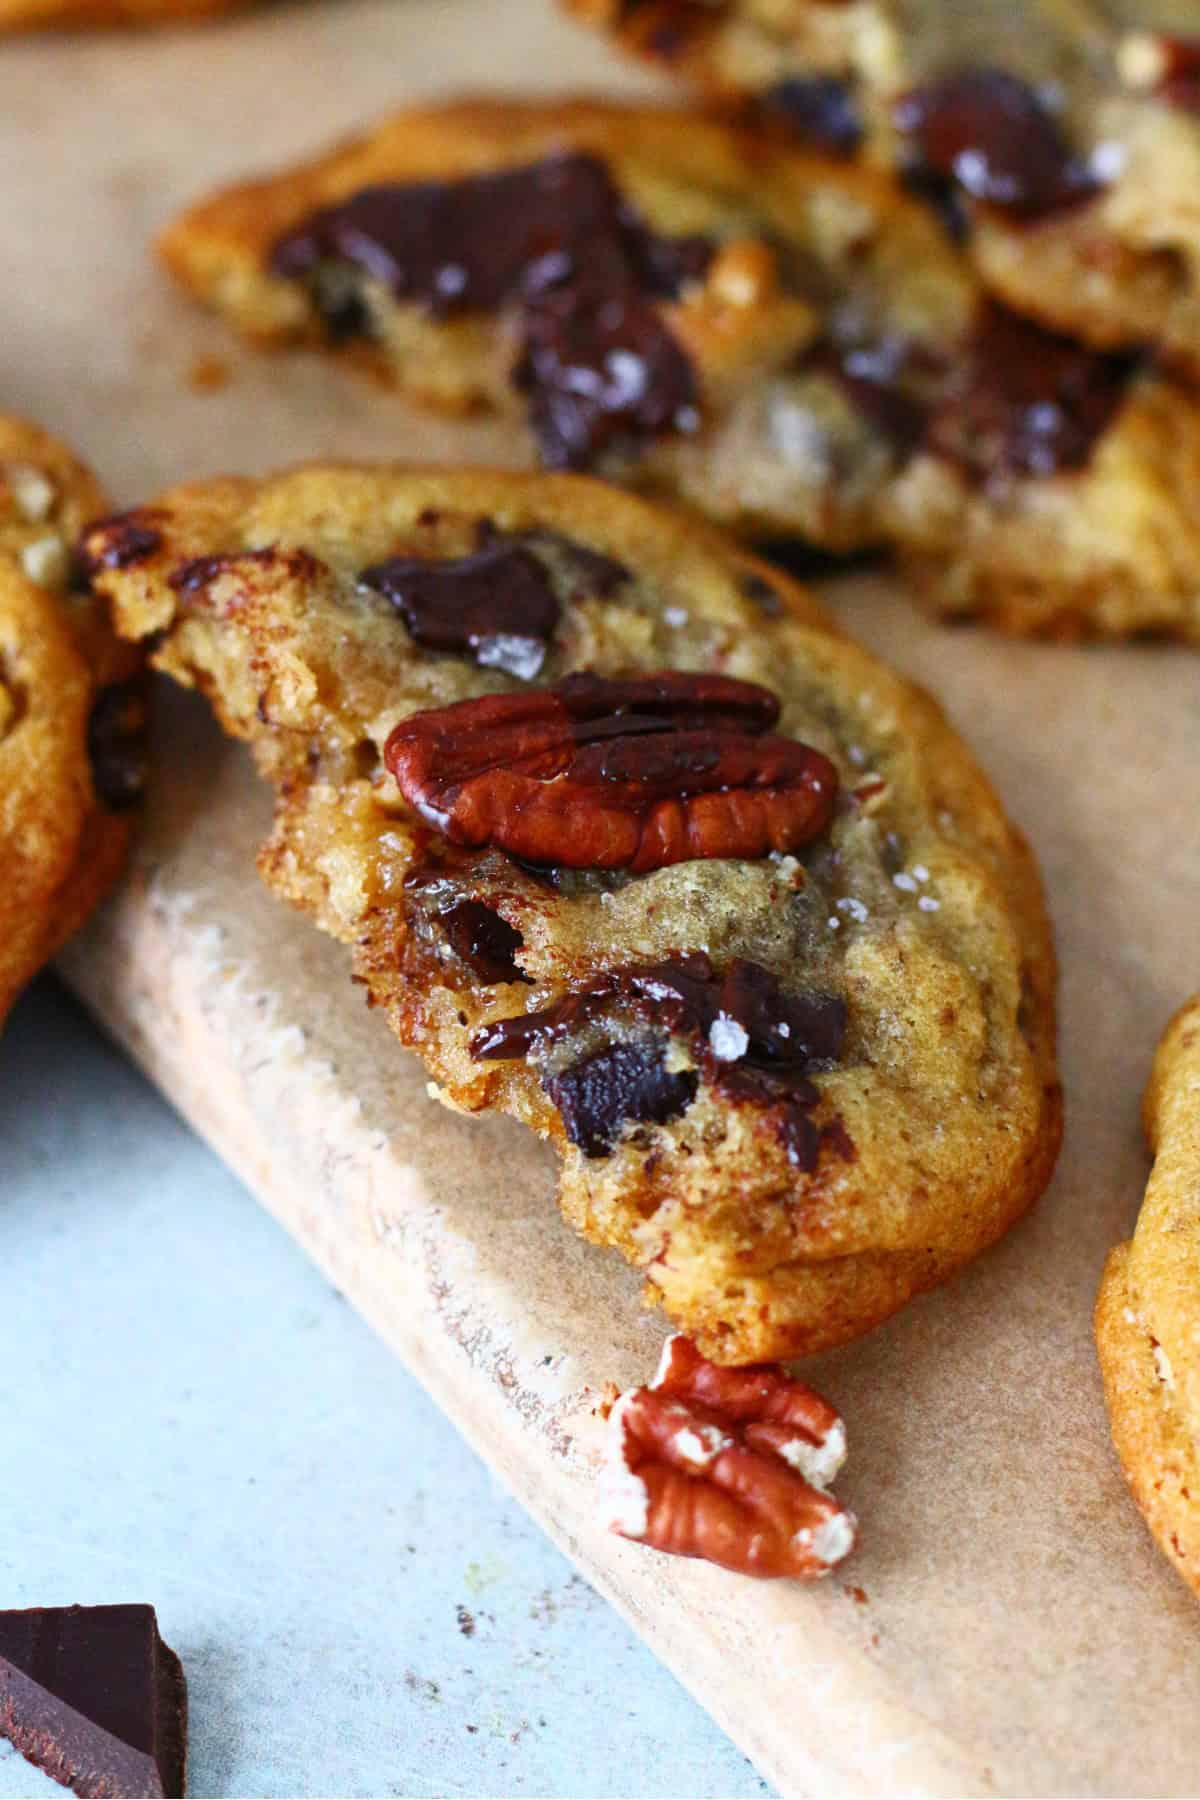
[0,979,768,1800]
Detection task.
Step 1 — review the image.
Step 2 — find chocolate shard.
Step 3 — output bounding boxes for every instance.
[362,537,561,680]
[514,281,702,470]
[927,303,1137,481]
[545,1040,698,1157]
[269,151,712,472]
[892,67,1098,220]
[0,1604,186,1799]
[439,900,529,986]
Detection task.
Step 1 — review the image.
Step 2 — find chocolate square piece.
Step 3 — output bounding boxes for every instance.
[0,1605,186,1798]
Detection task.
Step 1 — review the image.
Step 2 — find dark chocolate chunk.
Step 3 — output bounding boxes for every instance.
[926,303,1137,480]
[362,538,561,680]
[472,953,845,1157]
[270,151,712,470]
[806,338,934,459]
[0,1604,186,1799]
[715,960,846,1065]
[270,151,711,322]
[472,954,845,1072]
[545,1040,698,1156]
[893,68,1098,220]
[77,513,163,579]
[515,282,701,469]
[440,900,529,985]
[87,679,149,813]
[760,77,864,157]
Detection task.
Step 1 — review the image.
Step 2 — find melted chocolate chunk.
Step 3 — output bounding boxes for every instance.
[472,954,846,1159]
[271,151,713,470]
[78,512,162,578]
[893,68,1098,220]
[87,679,148,812]
[271,152,711,322]
[545,1042,698,1157]
[760,77,864,157]
[473,954,845,1069]
[515,283,701,469]
[927,304,1137,480]
[440,900,528,985]
[362,538,561,680]
[808,339,934,458]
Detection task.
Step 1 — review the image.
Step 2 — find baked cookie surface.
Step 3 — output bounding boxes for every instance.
[563,4,1200,378]
[159,95,1200,641]
[1096,998,1200,1598]
[83,465,1060,1362]
[158,96,974,552]
[0,416,144,1029]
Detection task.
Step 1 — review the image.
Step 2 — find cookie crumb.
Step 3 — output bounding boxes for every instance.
[187,354,231,393]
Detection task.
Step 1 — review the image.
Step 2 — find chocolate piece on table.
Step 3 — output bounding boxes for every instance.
[0,1605,186,1799]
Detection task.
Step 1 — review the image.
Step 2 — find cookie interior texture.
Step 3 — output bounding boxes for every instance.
[158,95,1200,641]
[85,466,1060,1361]
[562,2,1200,378]
[0,415,142,1027]
[1096,997,1200,1598]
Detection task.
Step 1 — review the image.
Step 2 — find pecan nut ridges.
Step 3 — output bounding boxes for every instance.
[600,1335,856,1579]
[384,672,838,874]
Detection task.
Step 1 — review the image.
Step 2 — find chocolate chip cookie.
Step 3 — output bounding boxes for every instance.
[1096,998,1200,1599]
[0,416,145,1029]
[82,465,1061,1362]
[157,96,974,552]
[563,4,1200,379]
[158,96,1200,639]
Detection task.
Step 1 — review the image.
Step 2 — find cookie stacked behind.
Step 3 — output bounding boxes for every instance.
[157,96,1200,641]
[1097,999,1200,1597]
[561,1,1200,380]
[0,416,144,1029]
[84,466,1060,1363]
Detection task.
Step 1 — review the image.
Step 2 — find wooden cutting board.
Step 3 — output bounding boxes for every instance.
[9,0,1197,1790]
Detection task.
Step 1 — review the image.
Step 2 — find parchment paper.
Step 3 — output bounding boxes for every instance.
[10,1,1200,1792]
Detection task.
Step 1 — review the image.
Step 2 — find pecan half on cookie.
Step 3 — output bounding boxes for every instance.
[83,466,1060,1361]
[0,415,144,1032]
